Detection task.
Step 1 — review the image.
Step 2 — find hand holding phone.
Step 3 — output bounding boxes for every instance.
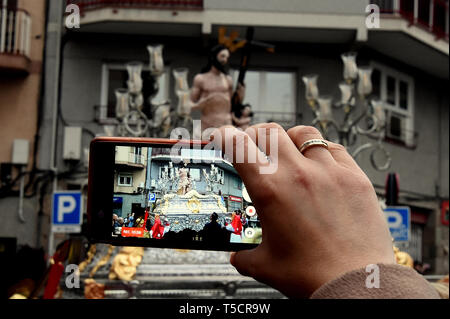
[211,124,396,298]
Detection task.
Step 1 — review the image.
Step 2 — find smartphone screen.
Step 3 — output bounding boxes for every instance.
[89,138,261,251]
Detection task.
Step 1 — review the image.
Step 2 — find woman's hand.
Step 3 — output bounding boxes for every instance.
[212,123,396,298]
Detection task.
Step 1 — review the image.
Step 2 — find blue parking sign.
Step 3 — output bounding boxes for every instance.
[52,192,82,226]
[149,193,156,203]
[384,206,410,242]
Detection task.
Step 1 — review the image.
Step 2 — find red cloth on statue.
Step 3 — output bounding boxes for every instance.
[43,262,64,299]
[151,218,165,239]
[231,215,243,235]
[143,210,149,230]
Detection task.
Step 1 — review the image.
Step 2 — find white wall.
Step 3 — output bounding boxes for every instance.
[204,0,367,15]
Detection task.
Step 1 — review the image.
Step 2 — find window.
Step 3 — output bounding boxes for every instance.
[227,198,242,212]
[372,68,381,98]
[418,0,431,27]
[234,178,242,190]
[189,168,201,181]
[2,0,17,8]
[100,64,170,120]
[218,168,224,185]
[370,0,394,13]
[118,174,133,187]
[230,70,297,128]
[159,166,169,179]
[399,80,408,110]
[370,62,415,147]
[432,0,448,37]
[400,0,415,20]
[134,147,142,156]
[386,76,396,105]
[130,147,144,165]
[180,148,221,161]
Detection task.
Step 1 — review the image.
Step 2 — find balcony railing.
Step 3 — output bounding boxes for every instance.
[0,6,31,58]
[66,0,204,14]
[128,152,145,165]
[371,0,449,41]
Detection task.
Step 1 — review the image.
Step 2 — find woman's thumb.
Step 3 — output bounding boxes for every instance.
[230,249,259,278]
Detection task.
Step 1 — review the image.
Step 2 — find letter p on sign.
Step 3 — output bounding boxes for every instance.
[52,192,82,227]
[58,196,76,222]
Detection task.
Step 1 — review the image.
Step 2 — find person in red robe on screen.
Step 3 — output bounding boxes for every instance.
[231,211,243,242]
[143,209,149,230]
[151,214,165,239]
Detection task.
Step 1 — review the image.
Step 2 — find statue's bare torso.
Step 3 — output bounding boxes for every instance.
[190,70,233,132]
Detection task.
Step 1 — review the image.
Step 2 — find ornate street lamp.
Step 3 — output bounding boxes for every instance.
[302,52,391,171]
[157,163,176,196]
[106,45,194,138]
[172,67,193,133]
[202,164,222,194]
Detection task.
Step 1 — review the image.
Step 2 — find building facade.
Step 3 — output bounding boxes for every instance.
[113,145,148,219]
[9,0,448,281]
[113,145,244,219]
[0,0,46,248]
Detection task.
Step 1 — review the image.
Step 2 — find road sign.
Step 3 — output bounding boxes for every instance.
[229,195,242,202]
[149,193,156,203]
[52,191,82,233]
[384,206,410,242]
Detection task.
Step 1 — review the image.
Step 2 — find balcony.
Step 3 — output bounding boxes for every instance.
[371,0,449,41]
[64,0,367,43]
[0,5,32,75]
[367,0,448,79]
[115,152,146,168]
[128,152,145,165]
[67,0,204,14]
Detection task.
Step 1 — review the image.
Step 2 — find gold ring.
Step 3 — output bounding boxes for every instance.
[299,139,329,154]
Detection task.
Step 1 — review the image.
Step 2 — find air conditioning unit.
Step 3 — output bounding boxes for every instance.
[385,110,414,147]
[12,139,29,165]
[63,127,82,160]
[386,112,403,141]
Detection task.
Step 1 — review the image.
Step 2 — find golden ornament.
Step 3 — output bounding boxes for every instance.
[84,279,105,299]
[393,246,414,268]
[186,197,201,213]
[109,246,145,281]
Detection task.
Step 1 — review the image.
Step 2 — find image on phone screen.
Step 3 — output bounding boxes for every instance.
[110,145,262,247]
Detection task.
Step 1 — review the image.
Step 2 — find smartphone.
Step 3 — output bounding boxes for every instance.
[87,137,262,251]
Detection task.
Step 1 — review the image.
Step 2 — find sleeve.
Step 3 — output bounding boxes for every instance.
[310,263,440,299]
[151,220,158,233]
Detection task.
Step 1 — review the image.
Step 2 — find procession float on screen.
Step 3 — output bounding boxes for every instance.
[111,146,261,245]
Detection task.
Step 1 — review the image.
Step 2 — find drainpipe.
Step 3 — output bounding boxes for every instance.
[18,166,26,223]
[34,0,50,247]
[48,0,64,257]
